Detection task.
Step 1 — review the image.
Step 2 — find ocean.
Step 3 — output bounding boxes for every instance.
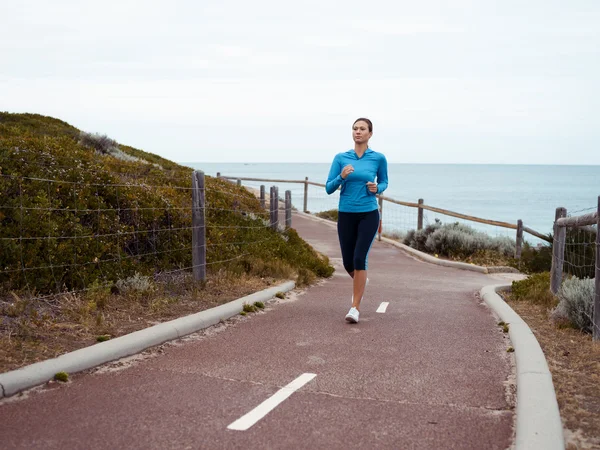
[185,163,599,243]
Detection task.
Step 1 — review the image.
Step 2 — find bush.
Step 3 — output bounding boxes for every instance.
[0,112,334,295]
[78,131,119,155]
[551,277,595,333]
[515,241,553,274]
[115,273,155,294]
[404,220,515,260]
[54,371,69,382]
[511,272,557,307]
[515,228,593,276]
[316,209,338,222]
[403,220,442,252]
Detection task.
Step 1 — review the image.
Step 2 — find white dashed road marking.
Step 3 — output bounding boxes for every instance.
[227,373,317,431]
[376,302,389,313]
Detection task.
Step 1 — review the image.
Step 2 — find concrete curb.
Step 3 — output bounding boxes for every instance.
[0,280,295,398]
[480,284,564,450]
[294,211,489,274]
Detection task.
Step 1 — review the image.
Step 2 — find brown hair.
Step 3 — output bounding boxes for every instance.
[353,117,373,133]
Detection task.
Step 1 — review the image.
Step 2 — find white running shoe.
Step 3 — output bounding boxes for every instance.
[345,307,360,323]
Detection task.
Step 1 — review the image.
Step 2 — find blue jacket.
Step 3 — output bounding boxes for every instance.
[326,149,388,213]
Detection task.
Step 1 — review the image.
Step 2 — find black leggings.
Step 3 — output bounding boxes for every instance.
[337,209,379,273]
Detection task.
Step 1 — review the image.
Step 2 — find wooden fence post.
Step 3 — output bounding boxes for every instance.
[594,196,600,341]
[270,186,276,229]
[515,219,523,259]
[550,207,567,294]
[285,190,292,229]
[216,172,220,178]
[260,185,265,209]
[303,177,309,213]
[418,198,424,230]
[378,197,383,241]
[274,186,279,229]
[236,179,241,187]
[192,170,206,282]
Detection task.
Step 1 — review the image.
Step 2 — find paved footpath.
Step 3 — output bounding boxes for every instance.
[0,212,521,449]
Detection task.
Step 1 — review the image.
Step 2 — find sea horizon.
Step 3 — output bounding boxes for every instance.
[182,162,599,167]
[184,162,599,243]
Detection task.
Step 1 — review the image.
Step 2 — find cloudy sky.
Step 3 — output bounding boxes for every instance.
[1,0,599,164]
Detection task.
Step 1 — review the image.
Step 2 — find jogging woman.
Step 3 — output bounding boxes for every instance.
[325,118,388,323]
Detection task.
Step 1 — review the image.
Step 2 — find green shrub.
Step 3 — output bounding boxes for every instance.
[296,268,316,287]
[514,229,592,276]
[551,277,595,333]
[0,112,333,295]
[404,220,515,260]
[510,272,557,307]
[242,303,256,313]
[403,220,442,252]
[514,241,553,273]
[316,209,338,222]
[54,371,69,382]
[426,223,515,258]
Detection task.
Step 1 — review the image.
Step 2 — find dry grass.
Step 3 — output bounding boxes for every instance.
[0,270,282,374]
[461,249,514,267]
[504,293,600,450]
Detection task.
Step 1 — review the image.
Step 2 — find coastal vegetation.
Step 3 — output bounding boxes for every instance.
[0,112,333,372]
[505,274,599,448]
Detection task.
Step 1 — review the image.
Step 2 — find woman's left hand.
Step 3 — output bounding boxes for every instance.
[366,181,378,193]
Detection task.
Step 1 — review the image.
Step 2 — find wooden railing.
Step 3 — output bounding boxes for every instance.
[216,174,552,255]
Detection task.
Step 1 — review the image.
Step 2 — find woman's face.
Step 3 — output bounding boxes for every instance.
[352,121,372,145]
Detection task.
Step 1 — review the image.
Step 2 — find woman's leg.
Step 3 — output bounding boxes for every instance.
[351,210,379,310]
[337,212,359,275]
[351,270,368,310]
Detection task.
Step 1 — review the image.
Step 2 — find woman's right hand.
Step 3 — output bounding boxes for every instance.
[341,164,354,179]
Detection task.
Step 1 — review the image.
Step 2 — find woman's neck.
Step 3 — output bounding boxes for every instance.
[354,143,369,157]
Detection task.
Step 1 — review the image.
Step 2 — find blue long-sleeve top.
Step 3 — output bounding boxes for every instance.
[325,148,388,213]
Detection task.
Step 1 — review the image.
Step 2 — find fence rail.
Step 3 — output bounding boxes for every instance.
[218,175,550,251]
[224,173,597,340]
[556,212,597,228]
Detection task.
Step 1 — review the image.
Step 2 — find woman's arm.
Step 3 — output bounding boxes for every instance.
[376,154,388,194]
[325,155,343,195]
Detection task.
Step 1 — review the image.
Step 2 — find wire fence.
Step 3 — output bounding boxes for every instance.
[5,163,596,338]
[550,202,599,340]
[0,170,286,303]
[235,173,598,340]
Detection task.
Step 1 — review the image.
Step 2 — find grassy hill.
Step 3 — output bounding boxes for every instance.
[0,112,333,293]
[0,112,333,371]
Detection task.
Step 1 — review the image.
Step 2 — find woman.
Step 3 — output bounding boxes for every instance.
[325,118,388,323]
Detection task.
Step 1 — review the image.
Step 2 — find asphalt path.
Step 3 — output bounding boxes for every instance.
[0,212,519,449]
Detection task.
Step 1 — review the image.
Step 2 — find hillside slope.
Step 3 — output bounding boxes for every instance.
[0,112,333,294]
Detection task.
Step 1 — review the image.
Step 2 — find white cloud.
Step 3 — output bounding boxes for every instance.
[0,0,598,164]
[350,19,464,35]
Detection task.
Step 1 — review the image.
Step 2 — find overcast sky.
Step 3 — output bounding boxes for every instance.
[1,1,599,164]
